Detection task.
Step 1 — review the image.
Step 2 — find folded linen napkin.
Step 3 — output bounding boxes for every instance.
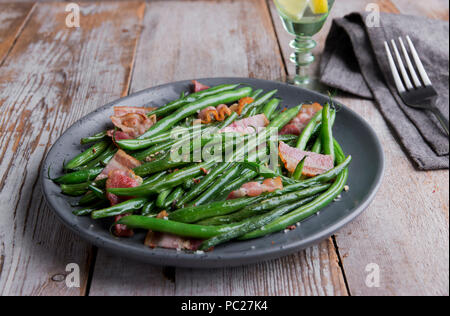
[320,12,449,170]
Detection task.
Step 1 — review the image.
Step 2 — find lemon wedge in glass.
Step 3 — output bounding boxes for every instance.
[309,0,329,14]
[275,0,309,21]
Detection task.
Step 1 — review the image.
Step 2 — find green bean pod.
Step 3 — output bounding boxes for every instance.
[295,110,322,150]
[73,200,108,216]
[64,140,110,170]
[91,197,149,219]
[262,98,280,120]
[149,84,241,118]
[139,87,252,139]
[267,105,302,131]
[80,131,108,145]
[292,156,307,180]
[164,186,184,209]
[156,188,172,208]
[240,89,277,117]
[53,166,104,184]
[198,185,328,225]
[320,103,335,161]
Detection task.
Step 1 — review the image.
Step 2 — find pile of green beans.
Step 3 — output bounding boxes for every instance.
[56,83,350,252]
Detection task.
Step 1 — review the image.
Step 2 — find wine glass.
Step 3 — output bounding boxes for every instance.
[274,0,334,87]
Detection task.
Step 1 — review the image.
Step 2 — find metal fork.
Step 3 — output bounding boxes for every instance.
[384,36,449,136]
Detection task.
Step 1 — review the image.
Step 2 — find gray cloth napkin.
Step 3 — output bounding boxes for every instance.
[320,12,449,170]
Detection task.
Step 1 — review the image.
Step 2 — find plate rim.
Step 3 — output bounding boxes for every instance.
[40,77,385,268]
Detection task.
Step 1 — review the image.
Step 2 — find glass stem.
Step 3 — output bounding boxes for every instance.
[289,35,316,85]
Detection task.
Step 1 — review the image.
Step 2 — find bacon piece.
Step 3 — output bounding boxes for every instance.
[113,106,155,117]
[280,103,323,135]
[114,214,134,237]
[96,149,142,180]
[106,130,133,142]
[198,104,234,124]
[110,113,157,138]
[144,231,203,251]
[219,114,269,134]
[106,169,143,237]
[278,141,334,177]
[227,177,283,199]
[192,80,210,92]
[105,169,143,206]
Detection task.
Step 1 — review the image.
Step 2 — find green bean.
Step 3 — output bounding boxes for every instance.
[190,164,241,206]
[60,178,107,196]
[310,110,336,153]
[320,103,334,161]
[249,89,263,99]
[156,188,172,208]
[88,184,107,200]
[91,197,149,219]
[296,110,322,150]
[64,140,110,170]
[292,156,307,180]
[311,137,322,153]
[132,153,190,177]
[117,215,244,239]
[141,201,157,216]
[80,131,108,145]
[198,185,328,225]
[73,200,108,216]
[239,140,349,240]
[169,195,263,223]
[109,161,216,196]
[84,144,117,169]
[199,196,317,250]
[240,90,277,117]
[267,105,302,131]
[139,87,252,139]
[149,84,241,118]
[176,163,226,208]
[262,98,280,120]
[77,191,98,206]
[164,186,184,209]
[53,167,104,184]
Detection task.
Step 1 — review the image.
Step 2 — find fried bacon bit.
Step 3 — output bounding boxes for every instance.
[287,225,296,231]
[198,104,233,124]
[106,169,143,206]
[280,103,322,135]
[144,231,203,251]
[106,130,133,142]
[278,141,334,177]
[96,149,142,180]
[193,178,201,184]
[219,114,269,135]
[113,106,155,117]
[156,210,169,219]
[200,167,209,175]
[105,168,143,237]
[198,97,254,124]
[227,177,283,199]
[114,214,134,237]
[110,113,157,139]
[192,80,210,92]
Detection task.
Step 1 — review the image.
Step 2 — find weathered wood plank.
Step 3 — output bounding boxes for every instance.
[0,1,145,295]
[88,0,347,296]
[271,0,449,295]
[0,2,35,65]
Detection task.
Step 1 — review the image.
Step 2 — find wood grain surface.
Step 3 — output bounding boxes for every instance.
[0,1,145,295]
[270,0,449,295]
[0,0,448,296]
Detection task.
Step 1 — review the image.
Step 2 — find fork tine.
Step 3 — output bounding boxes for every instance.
[406,36,432,86]
[399,37,422,88]
[391,39,413,90]
[384,41,406,93]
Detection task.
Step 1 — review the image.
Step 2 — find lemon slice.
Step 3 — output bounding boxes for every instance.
[275,0,309,21]
[309,0,328,14]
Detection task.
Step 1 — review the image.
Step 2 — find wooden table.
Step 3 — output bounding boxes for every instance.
[0,0,448,296]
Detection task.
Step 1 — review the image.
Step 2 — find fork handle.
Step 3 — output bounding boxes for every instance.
[430,107,449,136]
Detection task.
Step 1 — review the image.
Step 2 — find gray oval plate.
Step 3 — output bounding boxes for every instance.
[41,77,384,268]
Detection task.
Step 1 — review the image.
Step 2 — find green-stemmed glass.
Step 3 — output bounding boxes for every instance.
[274,0,334,86]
